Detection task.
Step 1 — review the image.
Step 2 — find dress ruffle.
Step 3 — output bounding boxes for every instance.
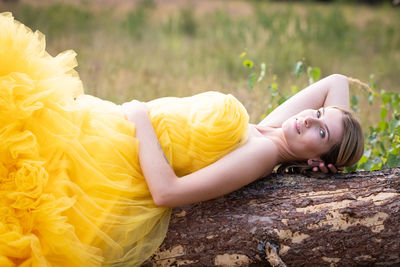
[0,12,249,266]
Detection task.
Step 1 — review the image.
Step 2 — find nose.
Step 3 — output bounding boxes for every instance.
[304,117,318,128]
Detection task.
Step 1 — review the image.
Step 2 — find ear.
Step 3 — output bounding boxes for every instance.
[307,158,324,167]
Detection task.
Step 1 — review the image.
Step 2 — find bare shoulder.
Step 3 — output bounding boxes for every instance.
[191,134,279,184]
[246,135,278,153]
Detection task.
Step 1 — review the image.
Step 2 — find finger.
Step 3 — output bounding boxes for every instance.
[319,163,329,173]
[327,164,338,173]
[312,167,318,172]
[338,167,344,171]
[307,159,319,167]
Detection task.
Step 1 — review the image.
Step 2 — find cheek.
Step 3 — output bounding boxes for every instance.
[282,120,295,138]
[302,131,323,151]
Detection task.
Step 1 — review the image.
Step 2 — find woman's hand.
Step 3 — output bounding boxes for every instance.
[121,100,149,124]
[307,159,344,174]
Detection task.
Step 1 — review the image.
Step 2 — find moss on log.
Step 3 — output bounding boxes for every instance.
[151,167,400,266]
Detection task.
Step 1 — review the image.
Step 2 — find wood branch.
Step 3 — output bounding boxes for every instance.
[150,168,400,266]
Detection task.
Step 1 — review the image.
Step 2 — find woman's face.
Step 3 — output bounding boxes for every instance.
[282,107,344,160]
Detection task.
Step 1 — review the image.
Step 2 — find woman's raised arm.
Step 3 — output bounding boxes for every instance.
[259,74,349,127]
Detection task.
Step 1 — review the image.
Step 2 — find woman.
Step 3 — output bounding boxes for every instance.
[122,74,364,207]
[0,12,363,267]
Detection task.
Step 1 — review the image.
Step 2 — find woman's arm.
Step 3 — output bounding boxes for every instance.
[259,74,349,127]
[122,101,276,207]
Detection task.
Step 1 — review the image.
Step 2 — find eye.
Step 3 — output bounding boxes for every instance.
[319,129,326,138]
[317,110,321,118]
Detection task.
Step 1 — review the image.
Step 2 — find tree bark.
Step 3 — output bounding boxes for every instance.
[150,168,400,266]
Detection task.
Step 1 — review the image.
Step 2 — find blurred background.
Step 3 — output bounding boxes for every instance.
[0,0,399,124]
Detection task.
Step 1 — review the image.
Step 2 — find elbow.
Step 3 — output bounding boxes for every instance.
[327,74,349,92]
[146,171,178,207]
[153,194,176,208]
[329,73,348,83]
[152,196,163,207]
[152,193,170,207]
[151,180,177,208]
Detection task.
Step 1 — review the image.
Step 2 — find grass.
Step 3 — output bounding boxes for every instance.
[1,0,399,124]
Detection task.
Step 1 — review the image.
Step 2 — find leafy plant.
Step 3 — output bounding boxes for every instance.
[357,86,400,171]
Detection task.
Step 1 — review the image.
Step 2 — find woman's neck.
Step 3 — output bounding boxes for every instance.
[253,124,303,164]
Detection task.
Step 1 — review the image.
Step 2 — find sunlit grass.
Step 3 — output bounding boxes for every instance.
[1,0,399,125]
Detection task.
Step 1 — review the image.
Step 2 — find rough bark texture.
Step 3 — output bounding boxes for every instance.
[150,168,400,266]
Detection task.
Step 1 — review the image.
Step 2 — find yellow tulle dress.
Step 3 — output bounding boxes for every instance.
[0,12,249,266]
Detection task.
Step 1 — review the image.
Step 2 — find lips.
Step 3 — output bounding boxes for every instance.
[295,119,300,134]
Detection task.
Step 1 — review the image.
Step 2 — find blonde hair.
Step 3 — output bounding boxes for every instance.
[321,106,364,166]
[277,106,364,174]
[347,77,375,94]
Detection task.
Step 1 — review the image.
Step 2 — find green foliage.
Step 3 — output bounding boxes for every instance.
[14,4,93,38]
[162,6,197,37]
[123,9,146,37]
[240,53,265,90]
[307,66,321,84]
[294,61,321,84]
[294,61,305,77]
[357,87,400,171]
[8,1,399,130]
[122,1,155,37]
[178,7,197,36]
[243,59,400,171]
[243,59,254,68]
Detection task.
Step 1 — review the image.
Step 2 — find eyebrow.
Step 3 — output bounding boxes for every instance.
[322,108,331,141]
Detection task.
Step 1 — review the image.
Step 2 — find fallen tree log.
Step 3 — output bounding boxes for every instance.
[150,168,400,266]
